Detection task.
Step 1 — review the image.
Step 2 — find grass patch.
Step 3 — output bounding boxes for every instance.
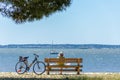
[69,76,103,80]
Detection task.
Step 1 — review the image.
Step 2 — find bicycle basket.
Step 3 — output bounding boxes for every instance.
[19,56,29,62]
[19,56,23,61]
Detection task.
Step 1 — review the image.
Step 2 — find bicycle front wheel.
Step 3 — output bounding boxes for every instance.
[33,61,46,75]
[15,61,27,74]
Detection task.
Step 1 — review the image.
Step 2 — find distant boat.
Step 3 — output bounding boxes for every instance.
[50,50,58,54]
[50,41,58,54]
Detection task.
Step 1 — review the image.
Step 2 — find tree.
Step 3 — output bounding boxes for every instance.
[0,0,71,23]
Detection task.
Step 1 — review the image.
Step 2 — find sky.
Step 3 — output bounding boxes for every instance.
[0,0,120,45]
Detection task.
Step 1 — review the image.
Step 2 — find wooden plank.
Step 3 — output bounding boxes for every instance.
[46,69,82,71]
[46,65,83,68]
[45,58,82,63]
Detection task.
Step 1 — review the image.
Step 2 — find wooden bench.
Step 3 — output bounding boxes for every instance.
[45,58,83,75]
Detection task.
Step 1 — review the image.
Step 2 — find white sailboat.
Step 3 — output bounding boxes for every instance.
[50,41,58,54]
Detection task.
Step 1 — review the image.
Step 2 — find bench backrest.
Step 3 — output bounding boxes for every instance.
[45,58,82,63]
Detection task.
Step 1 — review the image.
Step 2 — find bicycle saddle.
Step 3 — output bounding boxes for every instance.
[23,56,29,59]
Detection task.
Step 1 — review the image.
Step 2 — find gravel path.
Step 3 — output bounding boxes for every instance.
[0,72,120,79]
[0,72,81,79]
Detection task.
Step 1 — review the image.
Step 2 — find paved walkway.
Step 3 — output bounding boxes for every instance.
[0,72,82,79]
[0,72,120,79]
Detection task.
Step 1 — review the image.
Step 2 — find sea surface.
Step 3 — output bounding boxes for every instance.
[0,48,120,72]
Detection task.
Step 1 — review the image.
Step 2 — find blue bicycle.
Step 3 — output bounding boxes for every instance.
[15,54,46,75]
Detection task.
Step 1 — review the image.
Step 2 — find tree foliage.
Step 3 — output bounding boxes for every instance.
[0,0,71,23]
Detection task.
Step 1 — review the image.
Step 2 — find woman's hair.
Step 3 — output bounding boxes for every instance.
[58,52,64,57]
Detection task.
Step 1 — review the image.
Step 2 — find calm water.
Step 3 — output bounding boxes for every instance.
[0,48,120,72]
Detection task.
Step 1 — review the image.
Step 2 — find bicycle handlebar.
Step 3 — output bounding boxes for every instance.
[33,54,39,58]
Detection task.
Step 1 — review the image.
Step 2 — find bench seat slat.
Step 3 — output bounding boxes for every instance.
[46,69,82,71]
[46,65,83,68]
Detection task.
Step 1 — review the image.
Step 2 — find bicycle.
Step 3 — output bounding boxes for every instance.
[15,54,46,75]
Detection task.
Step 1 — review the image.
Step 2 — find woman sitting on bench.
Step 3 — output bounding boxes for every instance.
[57,51,65,66]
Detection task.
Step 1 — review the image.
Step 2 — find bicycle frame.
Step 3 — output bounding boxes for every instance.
[25,54,39,71]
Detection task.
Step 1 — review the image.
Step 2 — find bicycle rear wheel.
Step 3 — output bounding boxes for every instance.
[15,61,27,74]
[33,61,46,75]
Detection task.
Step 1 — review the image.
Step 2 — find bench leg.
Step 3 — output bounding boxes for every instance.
[47,67,50,75]
[77,68,80,75]
[47,71,49,75]
[77,71,79,75]
[60,68,62,75]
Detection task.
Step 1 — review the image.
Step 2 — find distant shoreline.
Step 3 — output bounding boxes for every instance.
[0,44,120,49]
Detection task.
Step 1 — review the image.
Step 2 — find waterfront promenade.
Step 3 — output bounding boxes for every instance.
[0,72,120,80]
